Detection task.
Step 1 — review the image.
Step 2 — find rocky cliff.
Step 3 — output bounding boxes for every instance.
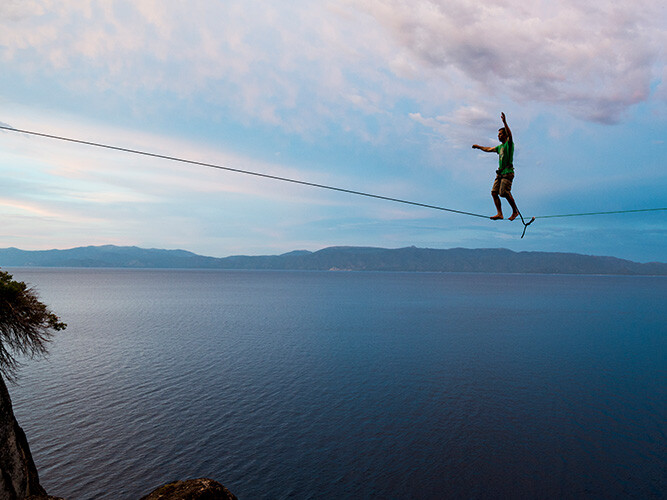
[0,375,48,499]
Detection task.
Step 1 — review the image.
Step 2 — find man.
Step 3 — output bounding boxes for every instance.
[472,112,520,221]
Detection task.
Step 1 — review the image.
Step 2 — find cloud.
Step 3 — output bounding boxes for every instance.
[409,105,498,153]
[0,0,664,151]
[0,2,377,137]
[411,106,493,133]
[354,0,665,124]
[0,108,374,218]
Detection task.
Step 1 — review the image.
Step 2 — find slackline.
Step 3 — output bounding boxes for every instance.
[1,125,665,238]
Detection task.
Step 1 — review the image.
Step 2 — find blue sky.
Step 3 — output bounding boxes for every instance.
[0,1,665,262]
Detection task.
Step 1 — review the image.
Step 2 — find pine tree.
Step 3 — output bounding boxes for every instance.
[0,270,66,381]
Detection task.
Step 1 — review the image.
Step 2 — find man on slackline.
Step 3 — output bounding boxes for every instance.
[472,112,520,220]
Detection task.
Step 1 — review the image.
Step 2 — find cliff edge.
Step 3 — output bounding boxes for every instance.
[0,376,49,499]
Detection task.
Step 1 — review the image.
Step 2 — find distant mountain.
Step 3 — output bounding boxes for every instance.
[0,245,220,269]
[0,245,665,275]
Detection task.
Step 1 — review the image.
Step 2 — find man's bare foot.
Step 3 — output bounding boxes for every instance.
[508,212,519,221]
[490,214,503,220]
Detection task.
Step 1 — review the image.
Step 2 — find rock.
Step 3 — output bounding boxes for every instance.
[140,478,237,500]
[0,375,49,499]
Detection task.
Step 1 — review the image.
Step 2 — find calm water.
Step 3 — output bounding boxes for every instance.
[6,269,666,499]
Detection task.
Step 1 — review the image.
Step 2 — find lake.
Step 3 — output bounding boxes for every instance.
[7,269,666,499]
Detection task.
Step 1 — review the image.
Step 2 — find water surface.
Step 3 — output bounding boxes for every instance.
[8,269,666,499]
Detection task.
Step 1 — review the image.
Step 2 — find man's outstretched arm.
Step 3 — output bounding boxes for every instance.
[472,144,496,152]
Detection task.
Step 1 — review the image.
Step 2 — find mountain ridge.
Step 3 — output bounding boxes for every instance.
[0,245,665,275]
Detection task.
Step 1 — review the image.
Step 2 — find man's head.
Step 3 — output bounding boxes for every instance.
[498,127,508,143]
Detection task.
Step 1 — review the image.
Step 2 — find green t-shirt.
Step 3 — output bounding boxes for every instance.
[494,140,514,175]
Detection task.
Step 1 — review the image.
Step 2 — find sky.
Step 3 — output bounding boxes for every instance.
[0,0,665,262]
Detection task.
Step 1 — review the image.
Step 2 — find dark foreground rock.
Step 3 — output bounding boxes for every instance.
[140,478,237,500]
[0,375,49,499]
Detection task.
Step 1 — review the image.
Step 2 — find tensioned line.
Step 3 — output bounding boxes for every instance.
[1,125,665,228]
[0,125,488,219]
[534,208,667,218]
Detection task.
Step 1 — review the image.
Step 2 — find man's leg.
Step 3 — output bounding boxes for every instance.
[504,192,520,221]
[491,191,503,220]
[499,175,519,221]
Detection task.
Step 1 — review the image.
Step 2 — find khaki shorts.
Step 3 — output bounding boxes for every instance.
[492,172,514,197]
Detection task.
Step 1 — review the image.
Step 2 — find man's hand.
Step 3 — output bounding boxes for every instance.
[500,112,512,142]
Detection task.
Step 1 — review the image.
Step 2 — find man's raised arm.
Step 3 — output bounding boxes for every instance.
[501,112,512,143]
